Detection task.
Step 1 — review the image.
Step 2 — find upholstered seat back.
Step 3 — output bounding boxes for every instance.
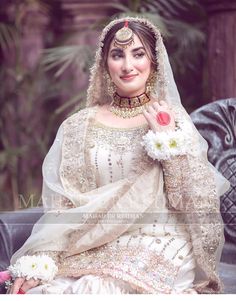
[190,98,236,263]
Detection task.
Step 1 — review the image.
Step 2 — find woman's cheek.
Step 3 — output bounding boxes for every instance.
[108,58,121,73]
[135,58,151,72]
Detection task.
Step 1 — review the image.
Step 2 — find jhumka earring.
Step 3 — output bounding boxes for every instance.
[104,71,116,96]
[146,71,157,95]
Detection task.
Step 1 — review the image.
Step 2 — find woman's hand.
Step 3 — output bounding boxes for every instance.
[143,101,175,133]
[8,277,40,294]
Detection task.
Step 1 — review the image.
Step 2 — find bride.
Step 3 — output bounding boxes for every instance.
[8,17,229,294]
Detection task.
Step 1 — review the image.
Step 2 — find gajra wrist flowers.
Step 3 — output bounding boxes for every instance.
[141,118,199,161]
[8,255,58,283]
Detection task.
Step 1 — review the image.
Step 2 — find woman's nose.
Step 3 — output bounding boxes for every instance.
[121,57,133,73]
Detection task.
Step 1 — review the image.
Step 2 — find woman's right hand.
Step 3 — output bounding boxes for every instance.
[8,277,40,294]
[143,101,176,133]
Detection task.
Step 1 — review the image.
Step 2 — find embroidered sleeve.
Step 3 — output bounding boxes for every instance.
[141,103,226,291]
[161,155,220,211]
[161,154,224,292]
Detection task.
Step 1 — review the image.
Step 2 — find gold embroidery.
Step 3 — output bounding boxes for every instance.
[54,104,222,293]
[86,117,152,185]
[90,122,149,154]
[161,154,224,293]
[58,244,180,294]
[60,107,96,194]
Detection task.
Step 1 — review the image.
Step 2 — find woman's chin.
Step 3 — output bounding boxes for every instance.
[116,87,145,97]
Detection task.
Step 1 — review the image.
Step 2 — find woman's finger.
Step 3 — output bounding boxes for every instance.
[146,105,157,117]
[143,108,155,122]
[159,100,168,108]
[143,109,160,132]
[9,277,25,294]
[21,278,40,293]
[152,101,161,111]
[143,109,152,124]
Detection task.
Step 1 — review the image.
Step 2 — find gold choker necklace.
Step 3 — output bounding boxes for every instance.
[109,92,150,118]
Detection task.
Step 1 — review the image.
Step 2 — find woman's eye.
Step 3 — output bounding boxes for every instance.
[134,52,145,58]
[111,53,123,59]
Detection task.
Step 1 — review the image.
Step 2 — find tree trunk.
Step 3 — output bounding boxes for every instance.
[205,0,236,101]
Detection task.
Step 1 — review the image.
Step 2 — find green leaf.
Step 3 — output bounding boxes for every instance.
[0,146,28,169]
[0,23,19,51]
[41,45,94,77]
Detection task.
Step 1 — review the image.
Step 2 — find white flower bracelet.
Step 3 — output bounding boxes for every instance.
[8,255,58,283]
[141,118,198,161]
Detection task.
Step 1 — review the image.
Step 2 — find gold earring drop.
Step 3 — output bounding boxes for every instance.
[146,71,157,95]
[104,72,116,96]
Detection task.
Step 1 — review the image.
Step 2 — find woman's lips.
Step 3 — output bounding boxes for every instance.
[120,74,138,81]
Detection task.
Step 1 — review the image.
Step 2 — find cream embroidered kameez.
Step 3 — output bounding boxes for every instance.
[25,107,196,294]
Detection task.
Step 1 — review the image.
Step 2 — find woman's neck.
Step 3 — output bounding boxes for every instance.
[115,89,146,98]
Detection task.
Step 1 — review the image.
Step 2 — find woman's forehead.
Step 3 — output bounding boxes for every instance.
[109,34,144,52]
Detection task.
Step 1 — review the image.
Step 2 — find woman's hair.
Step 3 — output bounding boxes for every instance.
[101,21,158,71]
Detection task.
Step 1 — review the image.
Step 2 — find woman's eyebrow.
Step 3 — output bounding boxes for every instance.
[110,48,123,54]
[131,46,145,52]
[109,46,145,54]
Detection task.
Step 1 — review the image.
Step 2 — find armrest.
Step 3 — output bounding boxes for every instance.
[0,207,44,270]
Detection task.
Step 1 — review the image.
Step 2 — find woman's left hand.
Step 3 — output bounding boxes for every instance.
[143,101,175,133]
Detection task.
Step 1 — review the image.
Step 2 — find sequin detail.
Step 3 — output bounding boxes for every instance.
[60,108,96,194]
[161,150,224,293]
[87,119,151,186]
[58,244,180,294]
[90,121,149,154]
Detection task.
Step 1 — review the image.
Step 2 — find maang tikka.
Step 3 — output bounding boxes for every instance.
[114,20,134,48]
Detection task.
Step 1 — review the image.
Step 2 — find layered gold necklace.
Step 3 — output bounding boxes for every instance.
[109,92,150,118]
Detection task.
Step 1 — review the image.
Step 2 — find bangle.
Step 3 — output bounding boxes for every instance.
[8,255,58,283]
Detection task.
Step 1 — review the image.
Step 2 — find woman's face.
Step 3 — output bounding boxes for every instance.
[107,34,152,97]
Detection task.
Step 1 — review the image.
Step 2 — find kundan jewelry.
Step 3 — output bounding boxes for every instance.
[146,71,157,95]
[109,92,151,118]
[104,71,116,96]
[156,111,171,126]
[114,20,134,49]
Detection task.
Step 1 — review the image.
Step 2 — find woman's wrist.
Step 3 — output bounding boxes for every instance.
[8,254,58,283]
[141,117,199,161]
